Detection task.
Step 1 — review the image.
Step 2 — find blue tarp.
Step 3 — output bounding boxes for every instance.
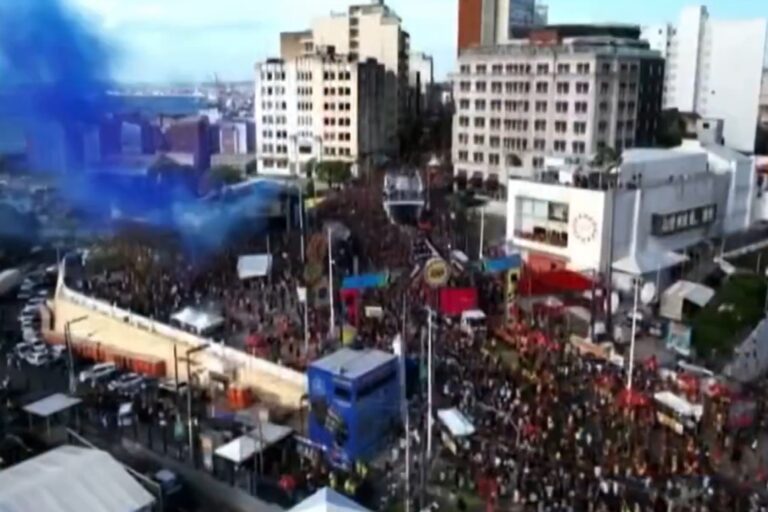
[483,254,522,274]
[341,272,389,290]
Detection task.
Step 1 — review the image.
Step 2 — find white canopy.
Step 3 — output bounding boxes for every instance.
[0,445,154,512]
[654,391,704,420]
[660,280,715,321]
[237,254,273,280]
[214,422,293,464]
[437,408,476,438]
[23,393,82,418]
[171,306,224,335]
[613,251,689,276]
[290,487,371,512]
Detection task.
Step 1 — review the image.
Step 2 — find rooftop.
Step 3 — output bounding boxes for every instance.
[310,348,396,379]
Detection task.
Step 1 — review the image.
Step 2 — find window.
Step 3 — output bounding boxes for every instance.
[475,81,487,92]
[598,120,608,133]
[533,157,544,168]
[492,64,503,75]
[572,141,586,154]
[473,135,485,145]
[503,120,513,131]
[599,102,608,113]
[458,151,468,161]
[475,99,486,111]
[536,63,549,75]
[577,63,591,74]
[553,140,566,152]
[458,133,468,145]
[557,63,571,74]
[491,81,503,93]
[576,82,589,94]
[489,136,500,148]
[506,154,520,166]
[535,101,547,113]
[460,99,470,110]
[474,117,485,128]
[505,82,514,93]
[458,116,469,127]
[602,62,612,73]
[490,100,502,112]
[489,153,500,165]
[534,139,546,150]
[476,64,487,75]
[557,82,569,94]
[554,121,567,133]
[536,81,549,93]
[575,101,588,114]
[573,121,587,134]
[460,64,470,74]
[555,101,568,113]
[600,82,610,94]
[473,152,484,163]
[504,100,514,112]
[490,118,501,130]
[460,81,471,92]
[534,120,546,132]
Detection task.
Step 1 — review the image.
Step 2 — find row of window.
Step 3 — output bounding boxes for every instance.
[323,132,352,142]
[261,115,288,125]
[324,146,352,156]
[324,87,352,96]
[261,143,289,154]
[261,71,286,81]
[324,102,352,111]
[261,101,288,111]
[459,99,590,114]
[261,130,288,140]
[323,71,353,81]
[297,87,313,96]
[458,80,637,95]
[460,61,639,76]
[323,117,352,127]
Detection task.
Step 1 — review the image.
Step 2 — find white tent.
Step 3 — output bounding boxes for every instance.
[437,408,476,438]
[0,445,154,512]
[659,280,715,322]
[214,422,293,464]
[237,254,273,280]
[289,487,371,512]
[171,306,224,335]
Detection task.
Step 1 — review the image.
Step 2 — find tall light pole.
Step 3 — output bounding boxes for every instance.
[626,278,640,390]
[64,316,88,394]
[478,206,486,260]
[180,343,209,463]
[327,227,335,338]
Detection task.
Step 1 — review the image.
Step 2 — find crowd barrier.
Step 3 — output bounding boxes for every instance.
[53,262,306,401]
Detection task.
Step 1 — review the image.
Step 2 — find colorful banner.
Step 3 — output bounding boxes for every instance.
[438,288,478,316]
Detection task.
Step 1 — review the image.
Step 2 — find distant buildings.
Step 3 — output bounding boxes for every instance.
[408,51,436,116]
[642,6,768,152]
[457,0,548,53]
[452,24,664,188]
[280,1,409,151]
[254,50,387,176]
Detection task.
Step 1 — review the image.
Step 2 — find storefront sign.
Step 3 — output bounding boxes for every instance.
[652,204,717,236]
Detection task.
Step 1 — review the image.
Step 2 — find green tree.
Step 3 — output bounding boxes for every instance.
[656,109,685,148]
[245,159,258,176]
[593,146,620,167]
[316,160,352,188]
[209,165,244,187]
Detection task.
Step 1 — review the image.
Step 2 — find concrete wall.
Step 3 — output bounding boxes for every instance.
[51,277,306,409]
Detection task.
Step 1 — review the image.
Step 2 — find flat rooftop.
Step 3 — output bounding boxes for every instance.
[311,348,396,380]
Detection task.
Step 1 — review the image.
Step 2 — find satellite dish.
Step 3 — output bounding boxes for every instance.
[610,292,620,313]
[641,282,657,305]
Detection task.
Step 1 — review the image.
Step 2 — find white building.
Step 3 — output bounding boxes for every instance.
[505,142,754,288]
[280,1,408,152]
[452,25,664,189]
[408,51,435,115]
[254,51,387,177]
[642,6,768,152]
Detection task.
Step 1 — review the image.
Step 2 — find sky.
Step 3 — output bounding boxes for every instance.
[67,0,768,84]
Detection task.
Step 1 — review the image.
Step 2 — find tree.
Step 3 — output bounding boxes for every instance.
[245,159,258,176]
[209,165,244,187]
[656,109,685,148]
[592,146,620,168]
[316,160,352,188]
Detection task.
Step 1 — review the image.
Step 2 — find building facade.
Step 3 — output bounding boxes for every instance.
[760,69,768,127]
[642,6,768,152]
[254,52,386,177]
[408,51,435,116]
[451,25,664,189]
[505,144,754,287]
[458,0,548,52]
[280,2,407,152]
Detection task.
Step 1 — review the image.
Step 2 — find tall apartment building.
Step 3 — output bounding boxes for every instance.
[642,6,768,152]
[457,0,548,53]
[760,69,768,127]
[280,1,407,153]
[254,51,386,177]
[408,52,434,116]
[451,24,664,189]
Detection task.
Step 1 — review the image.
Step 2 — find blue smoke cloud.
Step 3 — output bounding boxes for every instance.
[0,0,279,254]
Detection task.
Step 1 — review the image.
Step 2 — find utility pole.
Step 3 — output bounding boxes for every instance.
[478,206,486,260]
[65,316,88,394]
[299,186,306,264]
[181,344,209,464]
[327,227,335,337]
[627,279,639,390]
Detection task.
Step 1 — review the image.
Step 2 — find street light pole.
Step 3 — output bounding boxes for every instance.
[627,278,640,390]
[327,227,335,338]
[182,344,209,464]
[65,316,88,394]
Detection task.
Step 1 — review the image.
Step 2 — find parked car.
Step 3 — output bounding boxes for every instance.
[79,363,117,384]
[107,373,146,394]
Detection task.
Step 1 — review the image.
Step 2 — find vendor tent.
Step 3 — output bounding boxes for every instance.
[237,254,272,280]
[289,487,371,512]
[0,445,154,512]
[23,393,81,418]
[659,280,715,322]
[171,306,224,335]
[214,422,293,464]
[437,408,476,437]
[613,251,688,276]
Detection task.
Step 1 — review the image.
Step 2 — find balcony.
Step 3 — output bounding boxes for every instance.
[514,227,569,248]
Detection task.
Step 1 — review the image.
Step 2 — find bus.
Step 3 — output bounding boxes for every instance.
[654,391,703,434]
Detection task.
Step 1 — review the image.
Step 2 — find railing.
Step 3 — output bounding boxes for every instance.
[56,264,305,388]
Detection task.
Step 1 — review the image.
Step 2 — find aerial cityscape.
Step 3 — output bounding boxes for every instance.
[2,0,768,511]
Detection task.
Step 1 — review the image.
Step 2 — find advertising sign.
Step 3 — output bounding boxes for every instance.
[424,258,450,288]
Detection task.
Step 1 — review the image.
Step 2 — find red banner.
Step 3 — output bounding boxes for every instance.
[438,288,478,316]
[340,289,361,326]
